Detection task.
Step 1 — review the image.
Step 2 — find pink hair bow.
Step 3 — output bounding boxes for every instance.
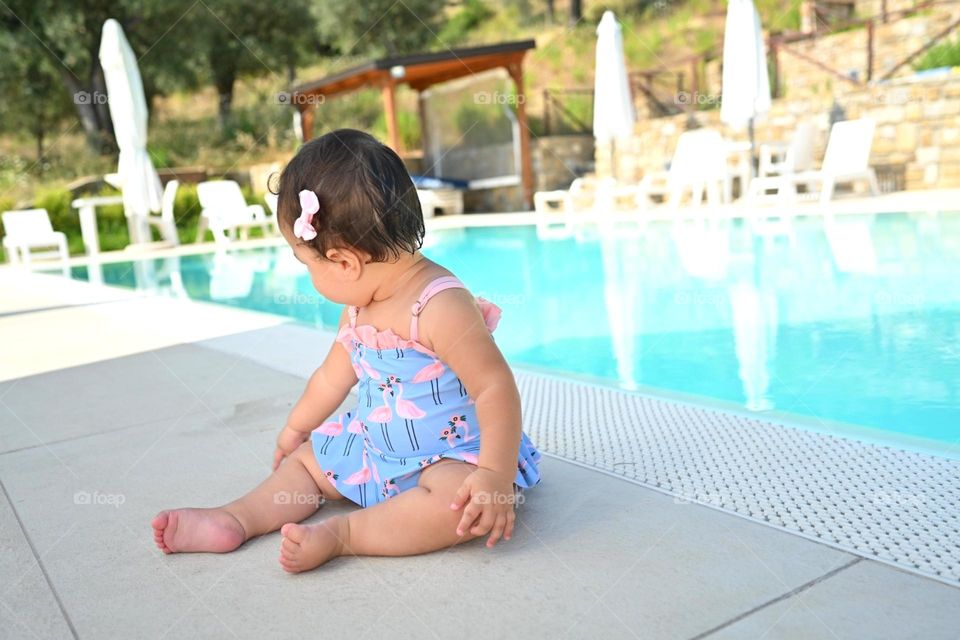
[294,189,319,240]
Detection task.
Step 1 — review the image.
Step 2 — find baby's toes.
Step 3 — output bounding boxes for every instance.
[151,511,169,531]
[280,522,307,543]
[281,536,301,557]
[279,553,296,571]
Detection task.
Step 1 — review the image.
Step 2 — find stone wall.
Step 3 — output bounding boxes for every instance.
[598,74,960,191]
[776,4,960,100]
[698,3,960,105]
[462,185,524,213]
[854,0,932,22]
[533,135,595,191]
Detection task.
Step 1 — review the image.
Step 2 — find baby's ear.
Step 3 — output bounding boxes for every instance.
[325,247,365,278]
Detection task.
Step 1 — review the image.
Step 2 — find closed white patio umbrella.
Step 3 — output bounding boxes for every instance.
[99,18,163,245]
[720,0,771,166]
[593,10,635,179]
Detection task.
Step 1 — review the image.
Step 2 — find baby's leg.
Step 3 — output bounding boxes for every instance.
[153,441,342,554]
[279,460,483,573]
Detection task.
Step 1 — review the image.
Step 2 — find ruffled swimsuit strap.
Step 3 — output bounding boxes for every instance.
[409,276,465,343]
[347,304,359,327]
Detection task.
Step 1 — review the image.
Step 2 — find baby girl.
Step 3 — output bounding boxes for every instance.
[151,129,542,572]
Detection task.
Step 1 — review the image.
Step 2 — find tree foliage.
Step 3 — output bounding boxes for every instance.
[313,0,447,57]
[0,0,318,155]
[0,0,202,153]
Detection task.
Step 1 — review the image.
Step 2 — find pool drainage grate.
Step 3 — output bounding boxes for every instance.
[515,371,960,587]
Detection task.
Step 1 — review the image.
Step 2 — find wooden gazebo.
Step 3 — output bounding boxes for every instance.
[289,40,537,209]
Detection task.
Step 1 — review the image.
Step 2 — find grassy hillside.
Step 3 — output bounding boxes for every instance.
[1,0,802,209]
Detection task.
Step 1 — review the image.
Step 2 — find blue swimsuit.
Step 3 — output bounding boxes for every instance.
[310,275,543,508]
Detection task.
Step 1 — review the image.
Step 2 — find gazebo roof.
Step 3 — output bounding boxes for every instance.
[287,39,537,210]
[290,39,536,98]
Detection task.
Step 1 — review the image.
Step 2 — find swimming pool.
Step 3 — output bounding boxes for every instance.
[58,213,960,450]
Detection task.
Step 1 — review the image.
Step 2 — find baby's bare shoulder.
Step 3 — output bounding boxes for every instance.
[417,286,489,349]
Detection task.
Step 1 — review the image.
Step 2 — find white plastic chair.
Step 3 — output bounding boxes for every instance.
[534,131,731,214]
[417,189,463,218]
[2,209,69,266]
[758,121,817,178]
[140,179,180,246]
[263,193,282,235]
[264,193,278,217]
[748,119,880,205]
[195,180,272,245]
[534,177,616,214]
[634,129,728,208]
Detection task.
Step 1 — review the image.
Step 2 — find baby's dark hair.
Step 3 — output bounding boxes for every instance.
[271,129,424,262]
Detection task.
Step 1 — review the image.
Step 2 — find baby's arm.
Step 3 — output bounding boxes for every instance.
[273,308,359,469]
[419,289,521,546]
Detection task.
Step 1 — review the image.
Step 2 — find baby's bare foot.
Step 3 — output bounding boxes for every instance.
[278,517,348,573]
[152,508,246,554]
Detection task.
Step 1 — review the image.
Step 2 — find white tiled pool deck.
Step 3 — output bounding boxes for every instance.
[2,240,960,638]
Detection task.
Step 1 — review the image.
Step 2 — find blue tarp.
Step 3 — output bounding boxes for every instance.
[410,175,469,190]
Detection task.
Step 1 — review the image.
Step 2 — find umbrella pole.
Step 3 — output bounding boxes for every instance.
[748,117,757,177]
[124,205,140,245]
[611,139,618,181]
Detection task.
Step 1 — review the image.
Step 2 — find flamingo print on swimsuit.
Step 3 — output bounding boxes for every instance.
[439,427,461,447]
[419,454,443,469]
[367,380,396,452]
[412,358,445,405]
[449,414,472,441]
[323,470,339,487]
[342,415,363,457]
[381,478,400,499]
[356,346,380,380]
[344,449,380,507]
[314,413,346,456]
[388,375,425,451]
[439,414,471,447]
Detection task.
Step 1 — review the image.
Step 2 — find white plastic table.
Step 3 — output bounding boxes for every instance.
[71,195,123,256]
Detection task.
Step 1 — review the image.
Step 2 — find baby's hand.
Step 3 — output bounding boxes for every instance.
[273,425,310,471]
[449,467,517,548]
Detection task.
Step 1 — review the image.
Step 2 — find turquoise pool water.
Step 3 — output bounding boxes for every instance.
[60,213,960,448]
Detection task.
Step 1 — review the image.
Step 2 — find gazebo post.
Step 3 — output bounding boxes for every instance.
[298,102,315,141]
[381,79,402,153]
[417,91,431,169]
[507,61,534,210]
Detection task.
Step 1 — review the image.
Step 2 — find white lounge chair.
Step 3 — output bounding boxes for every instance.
[534,176,622,214]
[263,193,285,235]
[195,180,273,244]
[758,121,816,178]
[748,119,879,205]
[534,130,731,214]
[2,208,69,266]
[634,129,729,208]
[264,193,279,217]
[417,189,463,218]
[139,179,181,246]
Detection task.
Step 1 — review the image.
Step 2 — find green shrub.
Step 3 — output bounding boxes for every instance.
[34,186,76,235]
[914,37,960,71]
[172,182,202,229]
[438,0,494,43]
[148,146,172,169]
[372,109,422,151]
